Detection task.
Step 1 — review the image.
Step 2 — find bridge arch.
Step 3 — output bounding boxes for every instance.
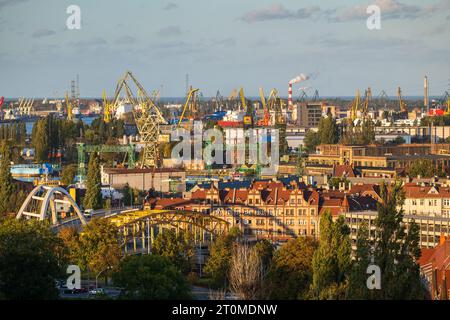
[16,185,87,226]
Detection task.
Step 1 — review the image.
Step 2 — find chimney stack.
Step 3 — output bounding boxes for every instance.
[424,75,429,111]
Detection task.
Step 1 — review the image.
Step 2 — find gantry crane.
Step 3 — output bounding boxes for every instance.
[65,92,73,121]
[257,88,270,126]
[102,90,112,123]
[113,71,165,168]
[361,87,372,119]
[397,87,407,113]
[239,87,253,126]
[350,89,361,122]
[178,88,200,128]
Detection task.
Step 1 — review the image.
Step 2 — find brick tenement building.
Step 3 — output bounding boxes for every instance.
[153,181,379,242]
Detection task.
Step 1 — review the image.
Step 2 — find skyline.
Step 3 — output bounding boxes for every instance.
[0,0,449,98]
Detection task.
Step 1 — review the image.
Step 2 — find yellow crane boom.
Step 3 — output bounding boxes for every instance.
[178,88,199,128]
[65,92,73,121]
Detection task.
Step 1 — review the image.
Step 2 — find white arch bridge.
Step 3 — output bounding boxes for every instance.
[16,185,87,226]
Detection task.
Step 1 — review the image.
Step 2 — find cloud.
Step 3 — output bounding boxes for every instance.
[242,4,320,23]
[32,29,55,38]
[333,0,450,22]
[71,37,107,47]
[163,2,178,10]
[115,35,136,45]
[447,15,450,20]
[158,25,182,37]
[210,38,236,47]
[0,0,29,10]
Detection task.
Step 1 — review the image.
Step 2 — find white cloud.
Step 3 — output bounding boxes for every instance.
[158,25,182,37]
[242,4,320,23]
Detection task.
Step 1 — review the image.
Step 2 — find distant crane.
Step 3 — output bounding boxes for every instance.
[257,88,270,126]
[65,92,73,121]
[350,89,361,122]
[178,88,200,128]
[361,87,372,118]
[102,90,112,123]
[113,71,165,168]
[397,87,407,113]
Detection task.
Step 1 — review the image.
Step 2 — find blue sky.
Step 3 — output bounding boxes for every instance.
[0,0,449,98]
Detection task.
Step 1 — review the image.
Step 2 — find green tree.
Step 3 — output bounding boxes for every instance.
[0,142,15,215]
[266,237,318,299]
[347,223,373,299]
[83,153,102,210]
[311,211,352,299]
[304,130,320,153]
[60,164,77,186]
[32,118,50,162]
[78,219,121,275]
[408,159,436,178]
[318,115,339,145]
[152,229,195,274]
[113,255,191,300]
[0,218,66,299]
[369,182,426,299]
[204,227,241,288]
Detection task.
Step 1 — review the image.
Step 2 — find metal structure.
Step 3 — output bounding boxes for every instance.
[16,185,87,226]
[77,143,136,182]
[109,209,229,254]
[258,88,270,126]
[113,71,165,168]
[397,87,407,113]
[102,90,112,123]
[178,88,200,127]
[65,92,73,121]
[362,87,373,118]
[350,89,361,122]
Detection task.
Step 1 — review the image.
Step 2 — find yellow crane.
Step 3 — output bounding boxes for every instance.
[178,88,199,128]
[362,87,372,118]
[350,89,360,122]
[65,92,73,121]
[446,98,450,115]
[103,90,111,123]
[397,87,407,113]
[257,88,270,126]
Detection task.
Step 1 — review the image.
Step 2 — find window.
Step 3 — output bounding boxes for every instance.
[311,209,315,215]
[444,199,450,206]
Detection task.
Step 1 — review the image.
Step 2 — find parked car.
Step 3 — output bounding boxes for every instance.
[84,209,94,217]
[89,288,104,295]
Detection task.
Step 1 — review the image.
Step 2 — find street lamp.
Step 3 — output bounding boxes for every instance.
[96,266,112,289]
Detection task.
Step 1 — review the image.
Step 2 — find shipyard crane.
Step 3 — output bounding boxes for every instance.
[228,88,238,110]
[113,71,165,168]
[215,90,224,111]
[257,88,270,126]
[178,88,200,128]
[266,89,285,125]
[102,90,112,123]
[350,89,361,122]
[65,92,73,121]
[361,87,372,118]
[239,87,254,126]
[397,87,407,113]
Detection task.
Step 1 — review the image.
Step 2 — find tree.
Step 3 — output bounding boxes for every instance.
[229,244,265,300]
[311,211,352,299]
[113,255,191,300]
[408,159,437,178]
[0,218,66,299]
[83,153,102,210]
[60,164,77,186]
[304,130,320,153]
[59,226,82,266]
[152,229,195,274]
[32,118,50,162]
[266,237,317,300]
[318,115,339,145]
[368,181,426,299]
[347,223,373,299]
[204,227,241,288]
[0,142,15,215]
[78,219,121,275]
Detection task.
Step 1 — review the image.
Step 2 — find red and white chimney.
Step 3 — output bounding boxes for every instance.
[288,83,293,110]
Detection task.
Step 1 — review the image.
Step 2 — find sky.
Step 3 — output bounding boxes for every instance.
[0,0,449,98]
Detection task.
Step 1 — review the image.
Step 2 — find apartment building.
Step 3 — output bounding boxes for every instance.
[152,180,378,243]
